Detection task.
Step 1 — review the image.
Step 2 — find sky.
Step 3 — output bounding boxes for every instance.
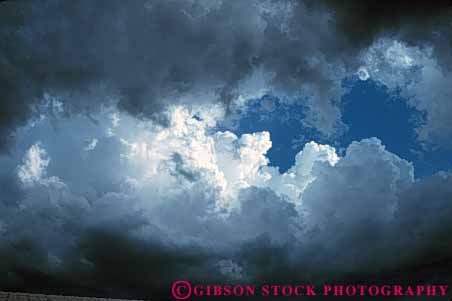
[1,0,452,300]
[238,79,452,177]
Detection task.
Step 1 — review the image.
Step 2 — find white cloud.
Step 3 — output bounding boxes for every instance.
[116,105,340,211]
[2,103,452,281]
[361,38,452,148]
[83,138,98,151]
[357,67,370,81]
[303,137,414,230]
[17,143,50,186]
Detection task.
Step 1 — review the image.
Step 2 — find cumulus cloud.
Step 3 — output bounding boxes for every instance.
[298,138,414,270]
[16,143,50,186]
[360,39,452,148]
[2,0,452,297]
[1,105,452,297]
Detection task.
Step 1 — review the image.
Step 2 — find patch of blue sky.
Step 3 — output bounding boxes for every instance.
[342,79,452,177]
[221,79,452,177]
[217,94,324,173]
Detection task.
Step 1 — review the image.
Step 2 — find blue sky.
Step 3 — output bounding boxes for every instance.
[232,79,452,177]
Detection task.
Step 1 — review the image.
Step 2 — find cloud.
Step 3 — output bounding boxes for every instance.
[360,39,452,148]
[2,0,452,152]
[16,143,50,186]
[1,105,452,297]
[315,0,452,49]
[2,0,452,295]
[315,0,452,147]
[298,138,414,271]
[0,0,355,152]
[83,139,98,152]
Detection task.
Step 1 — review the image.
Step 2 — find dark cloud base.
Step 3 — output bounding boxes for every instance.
[0,230,205,300]
[2,228,452,300]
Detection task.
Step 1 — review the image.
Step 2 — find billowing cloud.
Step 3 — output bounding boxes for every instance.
[2,0,452,152]
[1,105,452,297]
[360,39,452,148]
[2,1,452,298]
[16,143,50,186]
[0,0,348,152]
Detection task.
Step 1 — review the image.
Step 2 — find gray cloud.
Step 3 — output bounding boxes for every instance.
[1,109,452,298]
[315,1,452,147]
[2,0,452,150]
[314,0,452,51]
[0,0,356,152]
[2,1,452,298]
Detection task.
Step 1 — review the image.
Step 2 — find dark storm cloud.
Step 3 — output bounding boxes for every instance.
[309,0,452,147]
[2,0,452,152]
[0,0,352,152]
[0,230,214,299]
[2,1,452,299]
[314,0,452,47]
[2,0,452,151]
[315,0,452,76]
